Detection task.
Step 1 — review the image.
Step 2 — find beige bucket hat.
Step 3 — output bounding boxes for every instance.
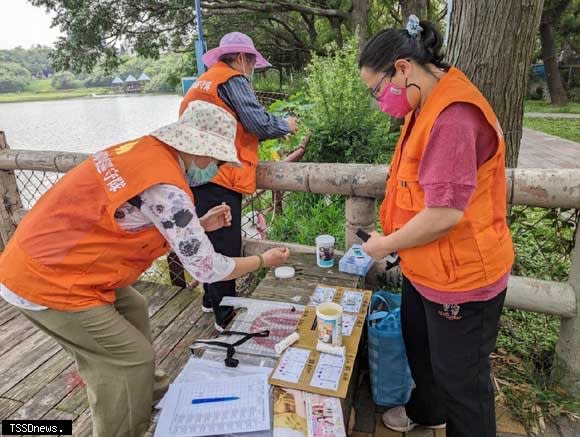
[151,100,241,166]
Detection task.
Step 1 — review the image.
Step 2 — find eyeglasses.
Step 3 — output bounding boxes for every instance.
[370,72,390,100]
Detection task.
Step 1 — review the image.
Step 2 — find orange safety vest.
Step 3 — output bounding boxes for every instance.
[180,62,260,195]
[380,67,514,292]
[0,136,193,311]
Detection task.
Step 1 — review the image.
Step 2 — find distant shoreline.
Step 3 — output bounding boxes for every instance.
[0,89,178,104]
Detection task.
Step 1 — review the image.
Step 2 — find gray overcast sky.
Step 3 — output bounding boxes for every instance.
[0,0,62,49]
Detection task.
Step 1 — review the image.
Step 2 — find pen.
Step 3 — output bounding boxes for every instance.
[191,396,240,405]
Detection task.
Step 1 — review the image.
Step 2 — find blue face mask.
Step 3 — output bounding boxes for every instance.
[186,161,219,187]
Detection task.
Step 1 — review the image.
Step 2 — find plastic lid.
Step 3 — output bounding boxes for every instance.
[316,235,335,244]
[275,266,295,279]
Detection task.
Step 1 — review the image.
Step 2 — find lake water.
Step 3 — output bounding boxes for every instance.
[0,94,182,153]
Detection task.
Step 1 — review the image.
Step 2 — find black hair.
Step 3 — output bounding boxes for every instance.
[358,19,449,74]
[219,52,256,66]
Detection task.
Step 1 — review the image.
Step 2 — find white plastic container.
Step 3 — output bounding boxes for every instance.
[339,244,375,276]
[316,302,343,346]
[316,235,335,268]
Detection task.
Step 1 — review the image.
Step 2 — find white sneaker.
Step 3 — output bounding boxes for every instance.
[214,322,225,333]
[201,304,213,313]
[382,406,446,432]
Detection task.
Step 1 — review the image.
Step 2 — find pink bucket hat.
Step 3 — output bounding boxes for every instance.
[203,32,272,69]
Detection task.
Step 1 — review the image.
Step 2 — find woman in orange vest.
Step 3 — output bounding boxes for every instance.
[359,17,514,437]
[0,100,290,437]
[179,32,299,331]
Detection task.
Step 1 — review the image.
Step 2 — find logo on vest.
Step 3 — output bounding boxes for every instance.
[114,141,138,155]
[438,303,462,321]
[193,80,212,91]
[92,151,127,193]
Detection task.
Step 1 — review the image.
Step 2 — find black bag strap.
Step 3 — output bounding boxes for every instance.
[191,330,270,368]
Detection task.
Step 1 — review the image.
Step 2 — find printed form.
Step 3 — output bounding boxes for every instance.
[155,374,270,437]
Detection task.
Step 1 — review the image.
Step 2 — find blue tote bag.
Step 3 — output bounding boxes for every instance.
[367,290,413,406]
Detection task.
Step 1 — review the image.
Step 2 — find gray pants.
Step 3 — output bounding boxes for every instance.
[20,286,169,437]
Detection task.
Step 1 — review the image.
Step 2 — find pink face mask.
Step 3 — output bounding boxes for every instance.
[377,82,413,119]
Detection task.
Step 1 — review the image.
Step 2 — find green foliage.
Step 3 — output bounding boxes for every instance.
[492,206,580,429]
[267,193,346,249]
[0,46,53,77]
[257,93,313,161]
[51,71,79,90]
[0,62,32,92]
[24,79,54,93]
[511,207,577,281]
[83,53,193,91]
[253,70,284,92]
[302,38,397,164]
[143,53,196,92]
[495,309,580,430]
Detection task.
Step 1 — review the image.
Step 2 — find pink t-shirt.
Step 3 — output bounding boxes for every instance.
[401,103,510,304]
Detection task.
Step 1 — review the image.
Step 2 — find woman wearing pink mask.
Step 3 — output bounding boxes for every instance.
[358,16,514,437]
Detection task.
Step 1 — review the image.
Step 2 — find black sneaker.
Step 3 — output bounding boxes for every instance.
[214,306,236,332]
[202,293,213,313]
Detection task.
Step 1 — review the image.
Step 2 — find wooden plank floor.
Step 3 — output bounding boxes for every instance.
[0,282,215,437]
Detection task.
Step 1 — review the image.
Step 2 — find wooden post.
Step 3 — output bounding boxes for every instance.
[345,196,375,251]
[0,132,23,250]
[555,224,580,395]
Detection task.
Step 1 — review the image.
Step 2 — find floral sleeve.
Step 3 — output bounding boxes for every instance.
[136,184,235,283]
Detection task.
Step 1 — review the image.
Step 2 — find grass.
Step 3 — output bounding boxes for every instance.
[0,86,114,103]
[494,310,580,433]
[266,192,346,249]
[525,100,580,114]
[23,79,54,93]
[523,118,580,143]
[493,206,580,431]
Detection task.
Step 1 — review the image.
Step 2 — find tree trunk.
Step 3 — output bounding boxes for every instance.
[400,0,429,21]
[540,18,569,105]
[330,17,344,48]
[351,0,371,51]
[446,0,544,168]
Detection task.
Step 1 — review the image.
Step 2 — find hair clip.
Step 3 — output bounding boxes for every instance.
[406,14,423,38]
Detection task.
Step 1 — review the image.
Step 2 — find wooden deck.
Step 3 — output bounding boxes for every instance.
[0,253,445,437]
[0,282,216,436]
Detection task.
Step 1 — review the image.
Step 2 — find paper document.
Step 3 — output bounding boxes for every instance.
[157,356,272,410]
[341,314,357,337]
[305,394,346,437]
[154,374,271,437]
[339,291,363,313]
[272,347,310,384]
[310,353,345,391]
[308,287,337,307]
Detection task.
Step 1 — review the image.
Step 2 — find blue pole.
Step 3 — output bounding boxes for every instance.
[194,0,206,75]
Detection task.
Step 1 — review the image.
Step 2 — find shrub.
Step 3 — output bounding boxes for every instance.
[0,62,32,92]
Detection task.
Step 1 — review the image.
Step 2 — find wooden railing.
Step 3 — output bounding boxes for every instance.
[0,131,579,394]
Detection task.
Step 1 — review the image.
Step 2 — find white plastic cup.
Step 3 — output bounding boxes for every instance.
[316,302,343,346]
[316,235,335,268]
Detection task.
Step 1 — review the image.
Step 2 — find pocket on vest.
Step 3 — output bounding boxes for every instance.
[448,227,485,268]
[395,180,424,212]
[400,238,456,284]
